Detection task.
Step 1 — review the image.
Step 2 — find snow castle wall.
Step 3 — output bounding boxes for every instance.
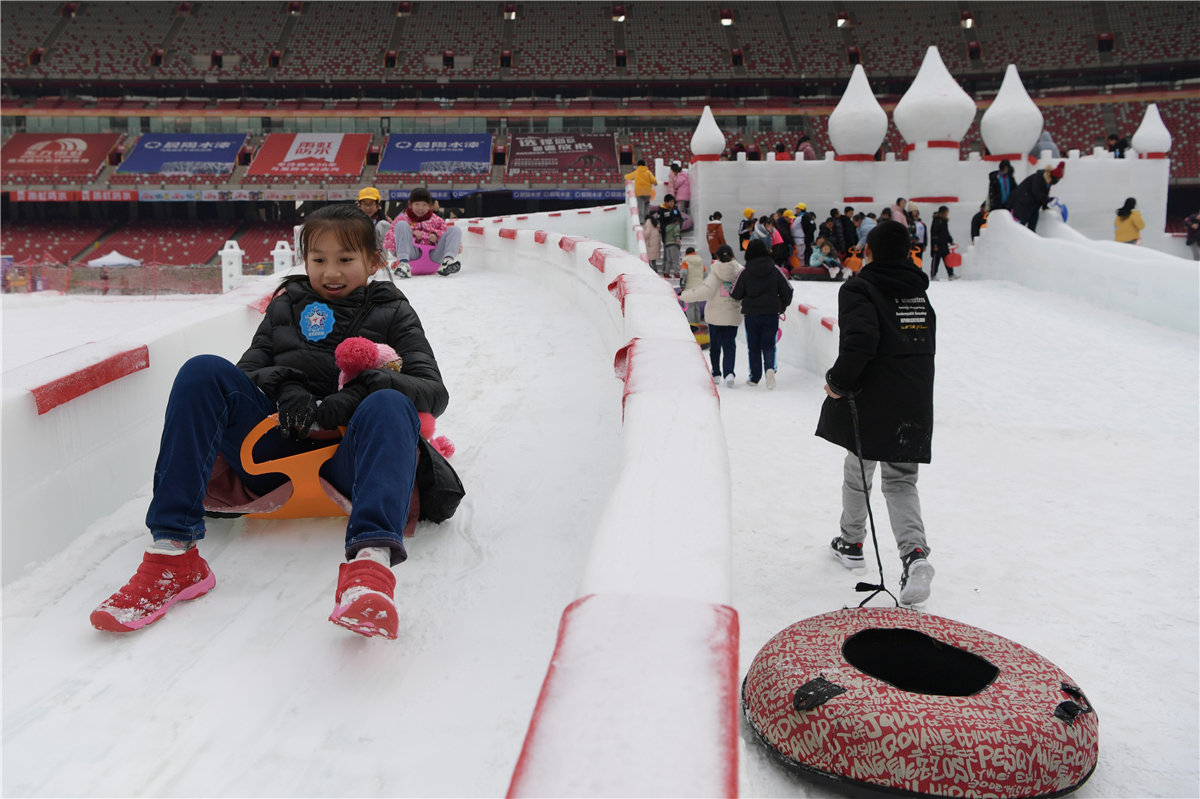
[689,150,1176,264]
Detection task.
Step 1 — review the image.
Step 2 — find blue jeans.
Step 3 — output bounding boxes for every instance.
[708,323,738,378]
[146,355,421,563]
[744,314,779,384]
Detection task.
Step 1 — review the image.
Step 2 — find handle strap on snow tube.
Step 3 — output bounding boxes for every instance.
[1054,683,1095,725]
[793,676,848,712]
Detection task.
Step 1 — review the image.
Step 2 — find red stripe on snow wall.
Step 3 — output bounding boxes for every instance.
[31,346,150,415]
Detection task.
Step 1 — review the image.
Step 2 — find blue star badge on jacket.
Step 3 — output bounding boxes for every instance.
[300,301,335,342]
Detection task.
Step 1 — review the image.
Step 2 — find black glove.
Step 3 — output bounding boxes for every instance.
[276,382,317,438]
[315,384,371,431]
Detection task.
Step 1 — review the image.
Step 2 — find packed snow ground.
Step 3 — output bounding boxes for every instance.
[2,274,624,796]
[732,279,1199,799]
[3,272,1198,797]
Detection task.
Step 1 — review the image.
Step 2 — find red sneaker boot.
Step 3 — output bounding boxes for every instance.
[91,548,215,632]
[328,560,399,640]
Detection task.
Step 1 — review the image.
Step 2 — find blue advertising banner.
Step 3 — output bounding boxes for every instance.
[386,188,480,201]
[118,134,246,175]
[378,134,492,175]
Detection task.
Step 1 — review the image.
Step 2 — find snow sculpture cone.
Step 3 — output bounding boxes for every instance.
[829,64,888,203]
[690,105,725,163]
[688,106,726,246]
[1129,103,1172,159]
[743,607,1099,798]
[893,46,977,203]
[980,65,1044,163]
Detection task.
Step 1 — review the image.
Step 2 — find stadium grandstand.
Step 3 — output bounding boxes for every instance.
[2,0,1197,284]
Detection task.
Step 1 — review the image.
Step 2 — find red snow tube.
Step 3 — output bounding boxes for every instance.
[743,608,1098,798]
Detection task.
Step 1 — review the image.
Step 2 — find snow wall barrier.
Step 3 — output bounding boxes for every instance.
[453,203,737,797]
[1,282,276,585]
[967,209,1199,335]
[1,199,738,796]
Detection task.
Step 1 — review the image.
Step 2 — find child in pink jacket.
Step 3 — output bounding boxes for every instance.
[384,187,462,278]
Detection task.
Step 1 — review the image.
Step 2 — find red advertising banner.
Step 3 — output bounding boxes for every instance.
[82,190,138,201]
[10,190,83,202]
[506,134,618,172]
[9,190,138,202]
[2,133,122,177]
[246,133,371,176]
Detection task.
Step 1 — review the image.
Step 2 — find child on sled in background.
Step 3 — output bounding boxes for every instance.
[810,241,848,280]
[91,204,457,641]
[385,186,462,278]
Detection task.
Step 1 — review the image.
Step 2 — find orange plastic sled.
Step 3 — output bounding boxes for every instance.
[239,414,349,519]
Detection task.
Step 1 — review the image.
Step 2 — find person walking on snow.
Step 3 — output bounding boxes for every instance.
[682,244,744,387]
[731,239,793,390]
[91,204,459,640]
[625,159,657,223]
[679,246,706,323]
[384,187,462,278]
[818,219,936,606]
[929,205,956,281]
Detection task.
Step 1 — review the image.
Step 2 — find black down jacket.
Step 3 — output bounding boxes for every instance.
[815,259,936,463]
[238,279,449,417]
[731,254,794,316]
[1005,171,1051,225]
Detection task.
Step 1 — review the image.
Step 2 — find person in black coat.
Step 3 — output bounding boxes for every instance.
[840,205,859,251]
[971,202,987,242]
[928,206,956,281]
[91,204,460,641]
[731,239,793,389]
[801,210,817,265]
[1006,162,1063,233]
[817,220,936,605]
[821,216,846,257]
[986,159,1016,212]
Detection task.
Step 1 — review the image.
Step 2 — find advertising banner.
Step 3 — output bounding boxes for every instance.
[378,134,492,175]
[82,190,138,201]
[116,134,246,175]
[1,133,122,178]
[246,133,371,176]
[511,188,625,201]
[9,190,83,202]
[385,188,480,201]
[263,188,328,201]
[507,134,617,172]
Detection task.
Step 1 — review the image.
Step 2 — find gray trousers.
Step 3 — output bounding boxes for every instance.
[637,195,650,223]
[840,451,929,557]
[391,223,463,264]
[662,243,681,276]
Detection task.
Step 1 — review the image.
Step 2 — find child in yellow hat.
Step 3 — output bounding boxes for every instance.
[739,208,756,251]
